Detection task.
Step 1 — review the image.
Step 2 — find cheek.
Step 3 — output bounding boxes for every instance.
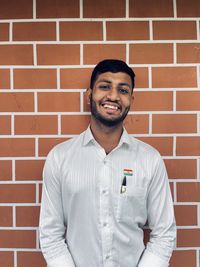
[122,97,132,108]
[91,91,106,103]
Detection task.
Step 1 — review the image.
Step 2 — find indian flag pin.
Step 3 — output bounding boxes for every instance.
[123,169,133,176]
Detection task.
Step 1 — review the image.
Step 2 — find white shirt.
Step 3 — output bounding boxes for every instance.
[39,127,176,267]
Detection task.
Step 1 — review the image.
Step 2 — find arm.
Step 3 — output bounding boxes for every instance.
[39,149,75,267]
[138,155,176,267]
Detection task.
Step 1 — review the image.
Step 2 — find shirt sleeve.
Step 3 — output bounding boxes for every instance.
[138,153,176,267]
[39,149,75,267]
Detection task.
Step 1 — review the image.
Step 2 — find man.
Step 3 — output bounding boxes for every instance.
[39,59,176,267]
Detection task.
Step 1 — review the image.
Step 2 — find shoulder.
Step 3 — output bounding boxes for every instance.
[47,131,85,162]
[131,136,161,159]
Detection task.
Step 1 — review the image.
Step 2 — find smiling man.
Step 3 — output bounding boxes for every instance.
[39,59,176,267]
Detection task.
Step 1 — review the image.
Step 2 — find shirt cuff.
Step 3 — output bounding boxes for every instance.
[138,249,169,267]
[47,253,75,267]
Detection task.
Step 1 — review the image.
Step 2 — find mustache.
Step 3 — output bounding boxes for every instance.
[89,94,121,106]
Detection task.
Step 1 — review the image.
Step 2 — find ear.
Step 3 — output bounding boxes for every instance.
[131,92,134,105]
[86,88,92,105]
[131,93,135,106]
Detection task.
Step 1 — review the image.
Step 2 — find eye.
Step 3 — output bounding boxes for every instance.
[98,84,110,90]
[119,88,129,94]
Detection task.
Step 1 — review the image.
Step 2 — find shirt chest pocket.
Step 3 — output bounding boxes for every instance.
[115,187,147,225]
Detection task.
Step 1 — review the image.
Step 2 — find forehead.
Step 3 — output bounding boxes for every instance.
[94,72,132,85]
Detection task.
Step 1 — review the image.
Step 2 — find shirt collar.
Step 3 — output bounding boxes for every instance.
[82,126,95,146]
[82,126,132,148]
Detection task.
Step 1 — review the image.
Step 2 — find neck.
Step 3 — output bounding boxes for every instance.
[90,117,123,154]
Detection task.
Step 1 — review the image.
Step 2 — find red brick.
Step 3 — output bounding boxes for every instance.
[36,0,79,18]
[0,184,35,203]
[152,114,197,133]
[177,229,200,247]
[124,115,149,134]
[0,0,33,19]
[177,182,200,202]
[0,115,11,134]
[129,0,173,17]
[37,44,80,65]
[0,23,9,41]
[0,252,14,267]
[0,230,36,248]
[134,67,149,88]
[106,21,149,40]
[153,21,197,40]
[164,159,197,179]
[0,69,10,89]
[170,250,196,267]
[132,91,173,111]
[15,115,58,135]
[0,92,34,112]
[0,45,33,65]
[13,22,56,41]
[60,22,103,41]
[0,207,12,226]
[0,138,35,157]
[0,160,12,181]
[152,67,197,88]
[60,68,91,89]
[137,137,173,156]
[16,160,45,181]
[177,91,200,111]
[83,44,126,65]
[38,138,68,156]
[174,205,197,226]
[177,0,200,17]
[177,43,200,63]
[17,251,46,267]
[83,0,125,18]
[38,92,80,112]
[61,115,90,134]
[16,206,40,227]
[130,44,173,64]
[176,137,200,156]
[14,68,57,89]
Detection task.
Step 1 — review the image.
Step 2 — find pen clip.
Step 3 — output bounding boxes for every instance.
[120,176,126,194]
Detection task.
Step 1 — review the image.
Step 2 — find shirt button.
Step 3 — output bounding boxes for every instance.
[102,189,107,194]
[105,255,110,260]
[103,222,107,227]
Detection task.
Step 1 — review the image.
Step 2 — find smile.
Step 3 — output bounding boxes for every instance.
[102,104,119,110]
[101,101,121,111]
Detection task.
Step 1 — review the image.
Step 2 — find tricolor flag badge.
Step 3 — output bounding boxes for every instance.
[123,169,133,176]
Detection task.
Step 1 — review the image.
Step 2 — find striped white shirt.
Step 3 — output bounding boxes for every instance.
[39,127,176,267]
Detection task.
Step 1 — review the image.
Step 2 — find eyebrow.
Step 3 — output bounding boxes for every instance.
[97,79,131,88]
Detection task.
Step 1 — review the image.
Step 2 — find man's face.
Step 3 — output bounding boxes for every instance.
[88,72,133,127]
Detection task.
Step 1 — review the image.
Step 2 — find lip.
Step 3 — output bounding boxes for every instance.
[101,101,121,110]
[100,102,121,116]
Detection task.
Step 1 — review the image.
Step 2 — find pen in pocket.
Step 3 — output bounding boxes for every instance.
[120,176,126,194]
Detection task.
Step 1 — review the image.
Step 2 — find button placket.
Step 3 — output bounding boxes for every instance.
[99,159,113,267]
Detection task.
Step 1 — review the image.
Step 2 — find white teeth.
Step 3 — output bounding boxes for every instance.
[103,104,118,110]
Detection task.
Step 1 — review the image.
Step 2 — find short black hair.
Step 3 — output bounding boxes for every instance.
[90,59,135,89]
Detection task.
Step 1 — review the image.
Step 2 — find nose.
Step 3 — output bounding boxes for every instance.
[107,87,120,101]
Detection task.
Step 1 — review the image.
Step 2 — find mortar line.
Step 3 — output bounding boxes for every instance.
[173,0,177,18]
[9,22,12,42]
[126,0,129,18]
[33,0,36,19]
[79,0,83,18]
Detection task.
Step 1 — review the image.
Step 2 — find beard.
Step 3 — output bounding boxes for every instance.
[90,94,130,127]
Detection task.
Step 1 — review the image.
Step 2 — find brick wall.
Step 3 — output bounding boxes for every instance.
[0,0,199,266]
